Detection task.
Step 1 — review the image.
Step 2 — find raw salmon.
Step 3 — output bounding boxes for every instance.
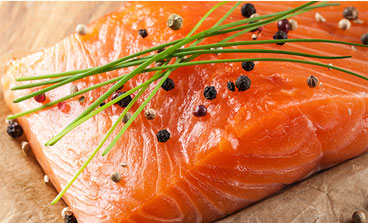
[1,2,368,223]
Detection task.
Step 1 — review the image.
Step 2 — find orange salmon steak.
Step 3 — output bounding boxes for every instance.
[1,2,368,223]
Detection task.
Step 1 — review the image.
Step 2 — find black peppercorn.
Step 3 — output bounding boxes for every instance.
[241,3,256,18]
[157,129,171,143]
[307,75,319,88]
[161,78,175,91]
[242,61,255,72]
[227,81,235,92]
[65,214,78,223]
[100,102,106,107]
[78,96,85,103]
[111,91,132,108]
[193,105,207,117]
[273,30,288,45]
[343,6,358,20]
[203,86,217,100]
[138,29,148,38]
[361,33,368,45]
[7,121,23,138]
[235,75,251,91]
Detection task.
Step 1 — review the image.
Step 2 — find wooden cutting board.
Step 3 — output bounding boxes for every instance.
[0,2,367,223]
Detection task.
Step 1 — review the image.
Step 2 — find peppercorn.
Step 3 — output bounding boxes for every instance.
[307,75,319,88]
[100,102,106,107]
[277,19,290,33]
[241,3,256,18]
[157,129,171,143]
[167,14,183,30]
[193,105,207,117]
[251,34,258,40]
[76,24,88,36]
[144,108,157,120]
[110,172,122,183]
[315,12,326,22]
[227,81,235,92]
[250,13,260,19]
[61,207,73,218]
[242,61,255,72]
[361,33,368,45]
[70,85,78,94]
[111,91,132,108]
[34,93,46,103]
[138,29,148,38]
[161,78,175,91]
[7,121,23,138]
[57,102,70,113]
[78,96,85,103]
[343,6,358,20]
[65,213,78,223]
[44,175,49,183]
[289,19,298,31]
[203,86,217,100]
[122,112,131,124]
[258,26,264,34]
[21,141,30,154]
[235,75,251,91]
[338,18,351,30]
[352,211,366,223]
[273,30,288,45]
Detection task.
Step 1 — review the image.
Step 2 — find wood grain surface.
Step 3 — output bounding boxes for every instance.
[0,2,367,223]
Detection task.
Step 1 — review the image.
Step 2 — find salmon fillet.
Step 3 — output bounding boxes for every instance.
[2,2,368,223]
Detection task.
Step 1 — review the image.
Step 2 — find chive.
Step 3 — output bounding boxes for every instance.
[13,45,353,91]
